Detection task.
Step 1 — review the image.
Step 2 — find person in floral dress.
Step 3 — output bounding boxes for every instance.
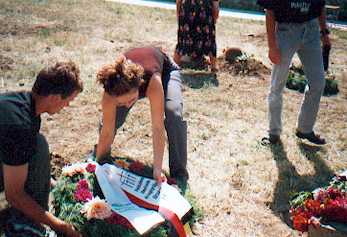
[174,0,220,72]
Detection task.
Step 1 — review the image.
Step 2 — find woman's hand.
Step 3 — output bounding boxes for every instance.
[268,46,281,65]
[55,220,82,237]
[147,74,166,186]
[153,167,167,185]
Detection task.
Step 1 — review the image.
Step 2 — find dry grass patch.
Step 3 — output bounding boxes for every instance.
[0,1,346,236]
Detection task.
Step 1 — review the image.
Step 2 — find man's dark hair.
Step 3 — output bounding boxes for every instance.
[32,61,83,99]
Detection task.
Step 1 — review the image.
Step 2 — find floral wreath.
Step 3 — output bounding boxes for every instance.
[52,157,202,236]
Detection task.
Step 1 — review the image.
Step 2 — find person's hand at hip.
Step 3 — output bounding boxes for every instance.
[269,46,281,64]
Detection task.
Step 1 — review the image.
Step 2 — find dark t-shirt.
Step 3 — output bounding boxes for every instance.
[0,92,41,166]
[257,0,325,23]
[124,47,170,98]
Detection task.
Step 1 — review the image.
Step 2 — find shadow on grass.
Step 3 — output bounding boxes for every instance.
[175,177,188,196]
[269,141,334,227]
[181,70,219,89]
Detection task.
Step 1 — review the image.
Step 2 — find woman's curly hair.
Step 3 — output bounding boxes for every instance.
[97,56,144,96]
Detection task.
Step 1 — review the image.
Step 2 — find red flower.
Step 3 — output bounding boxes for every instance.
[322,197,347,223]
[77,179,89,190]
[105,212,133,229]
[86,163,96,173]
[291,208,312,232]
[74,188,93,202]
[128,161,145,173]
[290,179,347,231]
[305,199,322,216]
[327,187,343,199]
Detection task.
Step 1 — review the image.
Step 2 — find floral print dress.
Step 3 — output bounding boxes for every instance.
[175,0,217,59]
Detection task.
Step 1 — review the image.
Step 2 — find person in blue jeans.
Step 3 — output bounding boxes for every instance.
[95,47,188,185]
[258,0,331,145]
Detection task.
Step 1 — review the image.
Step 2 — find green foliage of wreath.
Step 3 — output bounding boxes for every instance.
[51,158,202,237]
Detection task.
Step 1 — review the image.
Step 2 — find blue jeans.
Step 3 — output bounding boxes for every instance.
[268,18,325,135]
[3,208,47,237]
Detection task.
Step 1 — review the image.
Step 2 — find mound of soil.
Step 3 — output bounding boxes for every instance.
[223,47,243,63]
[217,51,270,77]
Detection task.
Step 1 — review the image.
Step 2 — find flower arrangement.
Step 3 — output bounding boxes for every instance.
[81,196,113,220]
[286,64,339,96]
[51,158,201,237]
[289,172,347,232]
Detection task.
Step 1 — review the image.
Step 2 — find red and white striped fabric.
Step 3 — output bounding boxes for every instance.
[95,163,192,236]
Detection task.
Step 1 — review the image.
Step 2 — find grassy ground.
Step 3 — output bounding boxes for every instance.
[0,0,347,236]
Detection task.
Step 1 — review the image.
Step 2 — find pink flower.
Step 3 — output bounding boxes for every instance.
[76,179,89,190]
[74,188,93,202]
[74,179,92,202]
[86,163,96,173]
[81,197,112,220]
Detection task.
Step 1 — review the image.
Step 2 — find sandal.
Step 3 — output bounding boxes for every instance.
[261,134,281,146]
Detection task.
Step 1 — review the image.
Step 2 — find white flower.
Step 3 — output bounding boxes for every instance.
[61,163,87,177]
[81,197,112,220]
